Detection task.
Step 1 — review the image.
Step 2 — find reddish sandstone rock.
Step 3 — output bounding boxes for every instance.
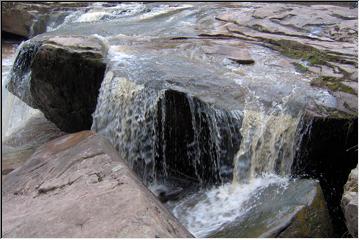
[2,131,192,238]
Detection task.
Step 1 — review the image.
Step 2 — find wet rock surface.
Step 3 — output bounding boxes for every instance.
[2,131,192,238]
[209,179,333,238]
[2,2,358,238]
[341,166,358,237]
[1,2,91,38]
[2,113,65,177]
[211,3,358,113]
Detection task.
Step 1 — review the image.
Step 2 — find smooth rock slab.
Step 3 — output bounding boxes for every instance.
[2,113,65,177]
[2,131,192,238]
[210,179,333,238]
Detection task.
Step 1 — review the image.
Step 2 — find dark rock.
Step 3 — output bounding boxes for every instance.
[209,179,333,238]
[201,44,255,64]
[2,131,192,238]
[292,111,358,236]
[155,89,242,185]
[154,185,184,203]
[7,36,107,132]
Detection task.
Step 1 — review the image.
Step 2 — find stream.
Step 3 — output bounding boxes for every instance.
[2,2,356,237]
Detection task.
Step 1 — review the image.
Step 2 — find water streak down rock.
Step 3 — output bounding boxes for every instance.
[155,90,243,185]
[92,67,243,186]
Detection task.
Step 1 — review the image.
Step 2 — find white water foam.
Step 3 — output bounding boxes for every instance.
[75,3,146,23]
[171,174,289,237]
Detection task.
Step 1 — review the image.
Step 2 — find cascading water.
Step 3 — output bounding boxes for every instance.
[92,71,161,183]
[4,2,353,237]
[91,46,243,186]
[88,42,320,237]
[170,174,290,237]
[169,94,303,237]
[163,46,339,237]
[2,43,40,139]
[85,11,339,235]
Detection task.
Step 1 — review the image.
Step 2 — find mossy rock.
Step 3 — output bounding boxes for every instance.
[267,39,335,66]
[311,76,357,95]
[292,62,309,73]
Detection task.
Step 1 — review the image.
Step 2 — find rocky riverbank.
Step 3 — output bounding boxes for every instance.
[2,2,358,238]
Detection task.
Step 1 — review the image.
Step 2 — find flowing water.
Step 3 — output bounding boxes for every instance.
[170,174,289,237]
[2,43,40,139]
[5,2,342,237]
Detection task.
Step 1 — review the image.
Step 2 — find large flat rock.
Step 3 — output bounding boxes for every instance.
[2,131,192,238]
[2,113,65,177]
[211,2,358,111]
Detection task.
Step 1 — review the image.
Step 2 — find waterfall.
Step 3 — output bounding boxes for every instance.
[2,42,40,138]
[91,46,243,186]
[91,70,161,183]
[6,40,41,108]
[168,83,306,236]
[91,68,243,186]
[233,110,300,183]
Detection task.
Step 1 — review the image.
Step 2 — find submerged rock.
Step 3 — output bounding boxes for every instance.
[2,131,192,238]
[210,179,333,238]
[341,166,358,237]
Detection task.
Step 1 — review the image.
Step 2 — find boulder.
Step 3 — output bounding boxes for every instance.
[341,166,358,237]
[2,2,44,38]
[7,36,107,132]
[2,131,192,238]
[210,179,333,238]
[2,2,91,38]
